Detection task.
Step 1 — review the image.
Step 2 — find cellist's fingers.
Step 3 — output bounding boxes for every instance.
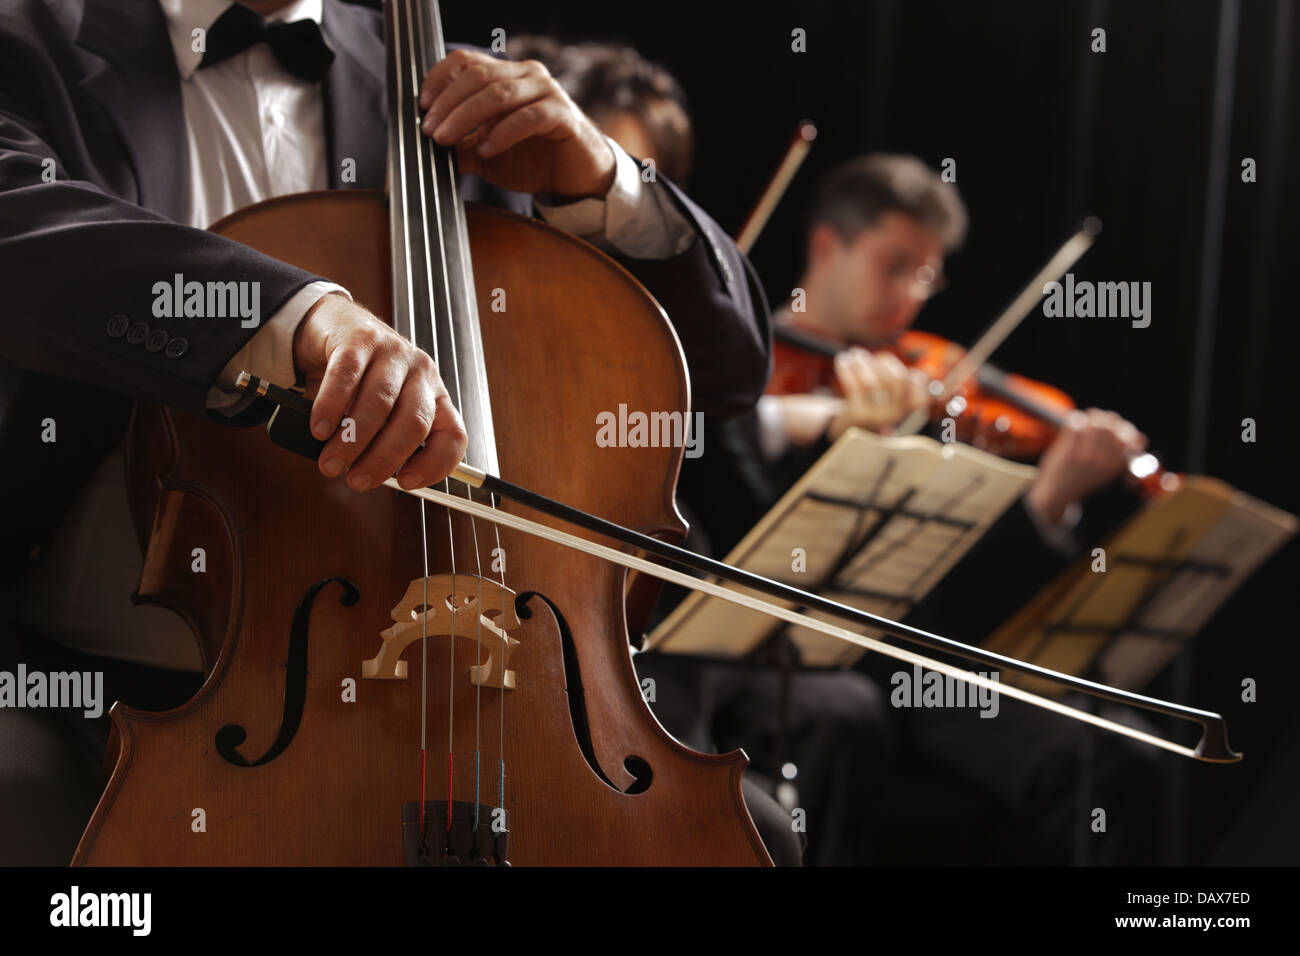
[294,294,467,490]
[425,72,553,147]
[350,377,466,491]
[420,49,531,135]
[394,393,466,490]
[472,96,570,158]
[296,299,395,447]
[419,49,509,114]
[316,345,409,486]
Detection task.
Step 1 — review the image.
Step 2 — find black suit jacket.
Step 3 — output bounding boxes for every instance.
[0,0,771,575]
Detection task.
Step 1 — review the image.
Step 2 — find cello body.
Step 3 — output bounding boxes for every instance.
[72,192,770,866]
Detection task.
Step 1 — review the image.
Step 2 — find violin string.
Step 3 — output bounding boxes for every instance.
[388,0,431,839]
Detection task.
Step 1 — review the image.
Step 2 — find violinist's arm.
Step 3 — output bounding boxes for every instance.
[556,162,773,420]
[754,349,929,461]
[1023,408,1146,532]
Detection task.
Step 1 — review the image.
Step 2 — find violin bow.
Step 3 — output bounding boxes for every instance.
[893,217,1102,437]
[890,218,1170,487]
[735,120,817,256]
[237,374,1240,765]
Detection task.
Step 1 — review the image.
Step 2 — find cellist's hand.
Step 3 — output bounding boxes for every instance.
[418,49,616,200]
[827,348,930,439]
[292,293,468,492]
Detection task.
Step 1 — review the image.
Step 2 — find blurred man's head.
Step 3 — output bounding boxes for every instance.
[508,36,694,184]
[802,154,967,346]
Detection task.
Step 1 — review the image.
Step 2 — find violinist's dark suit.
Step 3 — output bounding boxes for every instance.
[0,0,789,864]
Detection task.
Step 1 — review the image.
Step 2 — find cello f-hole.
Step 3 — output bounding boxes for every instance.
[215,577,361,768]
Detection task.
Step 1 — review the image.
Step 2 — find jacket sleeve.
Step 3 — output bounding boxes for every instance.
[0,84,320,414]
[602,175,773,420]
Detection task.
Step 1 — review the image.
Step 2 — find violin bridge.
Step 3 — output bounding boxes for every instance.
[362,573,521,690]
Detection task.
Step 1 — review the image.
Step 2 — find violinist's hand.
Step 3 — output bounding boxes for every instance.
[1025,408,1146,523]
[827,348,930,440]
[419,49,616,200]
[292,293,468,492]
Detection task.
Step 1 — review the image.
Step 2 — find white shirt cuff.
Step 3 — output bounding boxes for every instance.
[206,281,350,411]
[533,136,695,260]
[755,395,792,463]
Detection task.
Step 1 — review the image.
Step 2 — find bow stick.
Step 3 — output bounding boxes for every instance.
[236,373,1241,764]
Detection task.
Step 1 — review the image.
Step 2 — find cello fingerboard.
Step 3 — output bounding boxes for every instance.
[385,0,499,475]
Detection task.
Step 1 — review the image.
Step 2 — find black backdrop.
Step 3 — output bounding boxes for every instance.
[399,0,1298,864]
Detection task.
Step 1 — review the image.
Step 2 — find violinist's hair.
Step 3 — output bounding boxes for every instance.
[809,154,968,252]
[506,35,694,185]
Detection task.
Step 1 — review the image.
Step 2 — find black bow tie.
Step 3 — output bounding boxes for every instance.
[198,3,334,82]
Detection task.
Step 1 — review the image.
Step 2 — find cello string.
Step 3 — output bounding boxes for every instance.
[407,0,456,837]
[413,0,498,839]
[491,505,506,825]
[465,505,485,835]
[387,0,433,839]
[424,0,510,840]
[421,0,496,840]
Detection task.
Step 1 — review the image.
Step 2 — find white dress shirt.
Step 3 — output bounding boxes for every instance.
[5,0,693,670]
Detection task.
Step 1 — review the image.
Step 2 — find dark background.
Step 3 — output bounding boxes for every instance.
[422,0,1297,864]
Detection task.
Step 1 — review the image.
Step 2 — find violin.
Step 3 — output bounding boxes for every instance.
[770,325,1076,460]
[770,322,1181,496]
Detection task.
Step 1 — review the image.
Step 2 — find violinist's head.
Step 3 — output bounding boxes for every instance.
[800,154,967,347]
[507,36,694,185]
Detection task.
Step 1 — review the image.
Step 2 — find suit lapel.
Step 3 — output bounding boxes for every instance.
[321,0,386,190]
[75,0,188,222]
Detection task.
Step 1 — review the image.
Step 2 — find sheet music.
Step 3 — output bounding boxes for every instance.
[985,476,1297,694]
[646,428,1036,667]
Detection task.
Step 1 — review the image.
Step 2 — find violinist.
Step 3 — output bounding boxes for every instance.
[643,153,1166,864]
[760,154,1148,540]
[0,0,771,864]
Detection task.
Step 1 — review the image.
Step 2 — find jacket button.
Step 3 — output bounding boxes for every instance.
[146,329,169,352]
[126,321,150,346]
[164,337,189,359]
[106,314,129,338]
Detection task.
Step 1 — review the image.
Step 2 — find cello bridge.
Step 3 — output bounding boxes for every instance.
[362,573,521,689]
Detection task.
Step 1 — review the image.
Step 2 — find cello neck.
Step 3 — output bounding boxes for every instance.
[384,0,499,474]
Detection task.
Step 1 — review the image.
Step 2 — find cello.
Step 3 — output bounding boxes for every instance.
[74,0,768,866]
